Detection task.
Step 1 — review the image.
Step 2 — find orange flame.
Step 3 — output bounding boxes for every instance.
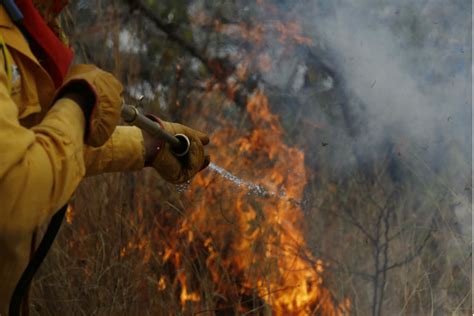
[84,10,348,314]
[164,90,351,314]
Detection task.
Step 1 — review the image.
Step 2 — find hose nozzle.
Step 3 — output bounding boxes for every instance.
[121,104,191,157]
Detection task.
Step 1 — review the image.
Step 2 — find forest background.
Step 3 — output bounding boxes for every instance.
[30,0,471,315]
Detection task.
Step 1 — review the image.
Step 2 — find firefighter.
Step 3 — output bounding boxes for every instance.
[0,0,210,314]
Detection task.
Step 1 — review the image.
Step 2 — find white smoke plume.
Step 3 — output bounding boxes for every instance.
[299,0,470,188]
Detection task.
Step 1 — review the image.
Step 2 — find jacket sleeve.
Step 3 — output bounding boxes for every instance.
[84,126,145,176]
[0,67,86,236]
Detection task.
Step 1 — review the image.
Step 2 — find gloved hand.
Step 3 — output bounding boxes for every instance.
[56,64,123,147]
[144,116,210,184]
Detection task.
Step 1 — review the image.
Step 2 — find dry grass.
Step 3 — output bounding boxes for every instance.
[27,2,472,315]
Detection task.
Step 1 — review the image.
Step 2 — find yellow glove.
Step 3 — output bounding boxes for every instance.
[56,64,123,147]
[145,116,210,184]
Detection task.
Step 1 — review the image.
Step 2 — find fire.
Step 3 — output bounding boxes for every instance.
[272,21,313,46]
[214,18,312,47]
[68,84,349,315]
[66,5,349,314]
[66,204,74,225]
[168,90,350,315]
[126,10,349,312]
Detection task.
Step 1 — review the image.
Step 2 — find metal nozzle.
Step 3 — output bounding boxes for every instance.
[173,134,190,157]
[121,103,190,157]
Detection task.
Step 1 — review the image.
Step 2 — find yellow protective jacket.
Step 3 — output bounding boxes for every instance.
[0,7,145,314]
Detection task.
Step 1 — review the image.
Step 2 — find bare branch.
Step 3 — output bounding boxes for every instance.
[384,232,431,272]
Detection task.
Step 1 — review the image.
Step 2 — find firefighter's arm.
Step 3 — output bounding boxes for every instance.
[84,125,146,176]
[83,118,211,180]
[0,75,86,235]
[83,120,211,182]
[0,64,123,234]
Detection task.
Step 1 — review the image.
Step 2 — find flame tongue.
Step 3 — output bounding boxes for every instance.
[116,89,350,314]
[171,90,350,315]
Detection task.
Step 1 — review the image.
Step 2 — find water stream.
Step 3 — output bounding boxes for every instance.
[208,163,273,197]
[176,163,306,205]
[207,163,305,206]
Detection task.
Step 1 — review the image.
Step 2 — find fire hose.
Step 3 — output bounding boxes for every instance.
[9,104,191,315]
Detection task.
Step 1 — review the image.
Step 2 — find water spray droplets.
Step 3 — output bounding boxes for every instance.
[173,163,308,206]
[207,163,305,206]
[208,163,272,197]
[175,180,192,193]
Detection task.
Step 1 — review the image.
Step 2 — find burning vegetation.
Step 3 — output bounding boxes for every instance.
[32,1,470,315]
[147,90,350,314]
[102,87,351,314]
[55,3,350,313]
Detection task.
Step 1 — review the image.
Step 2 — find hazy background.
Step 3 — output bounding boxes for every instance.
[30,1,471,315]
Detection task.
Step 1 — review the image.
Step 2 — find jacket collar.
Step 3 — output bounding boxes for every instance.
[0,6,56,119]
[0,4,16,29]
[0,6,41,68]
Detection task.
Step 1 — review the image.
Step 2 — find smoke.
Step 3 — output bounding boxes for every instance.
[254,0,471,281]
[315,13,441,140]
[289,2,472,311]
[293,0,471,186]
[295,0,472,250]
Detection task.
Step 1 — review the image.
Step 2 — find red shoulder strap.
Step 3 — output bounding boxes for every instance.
[14,0,73,88]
